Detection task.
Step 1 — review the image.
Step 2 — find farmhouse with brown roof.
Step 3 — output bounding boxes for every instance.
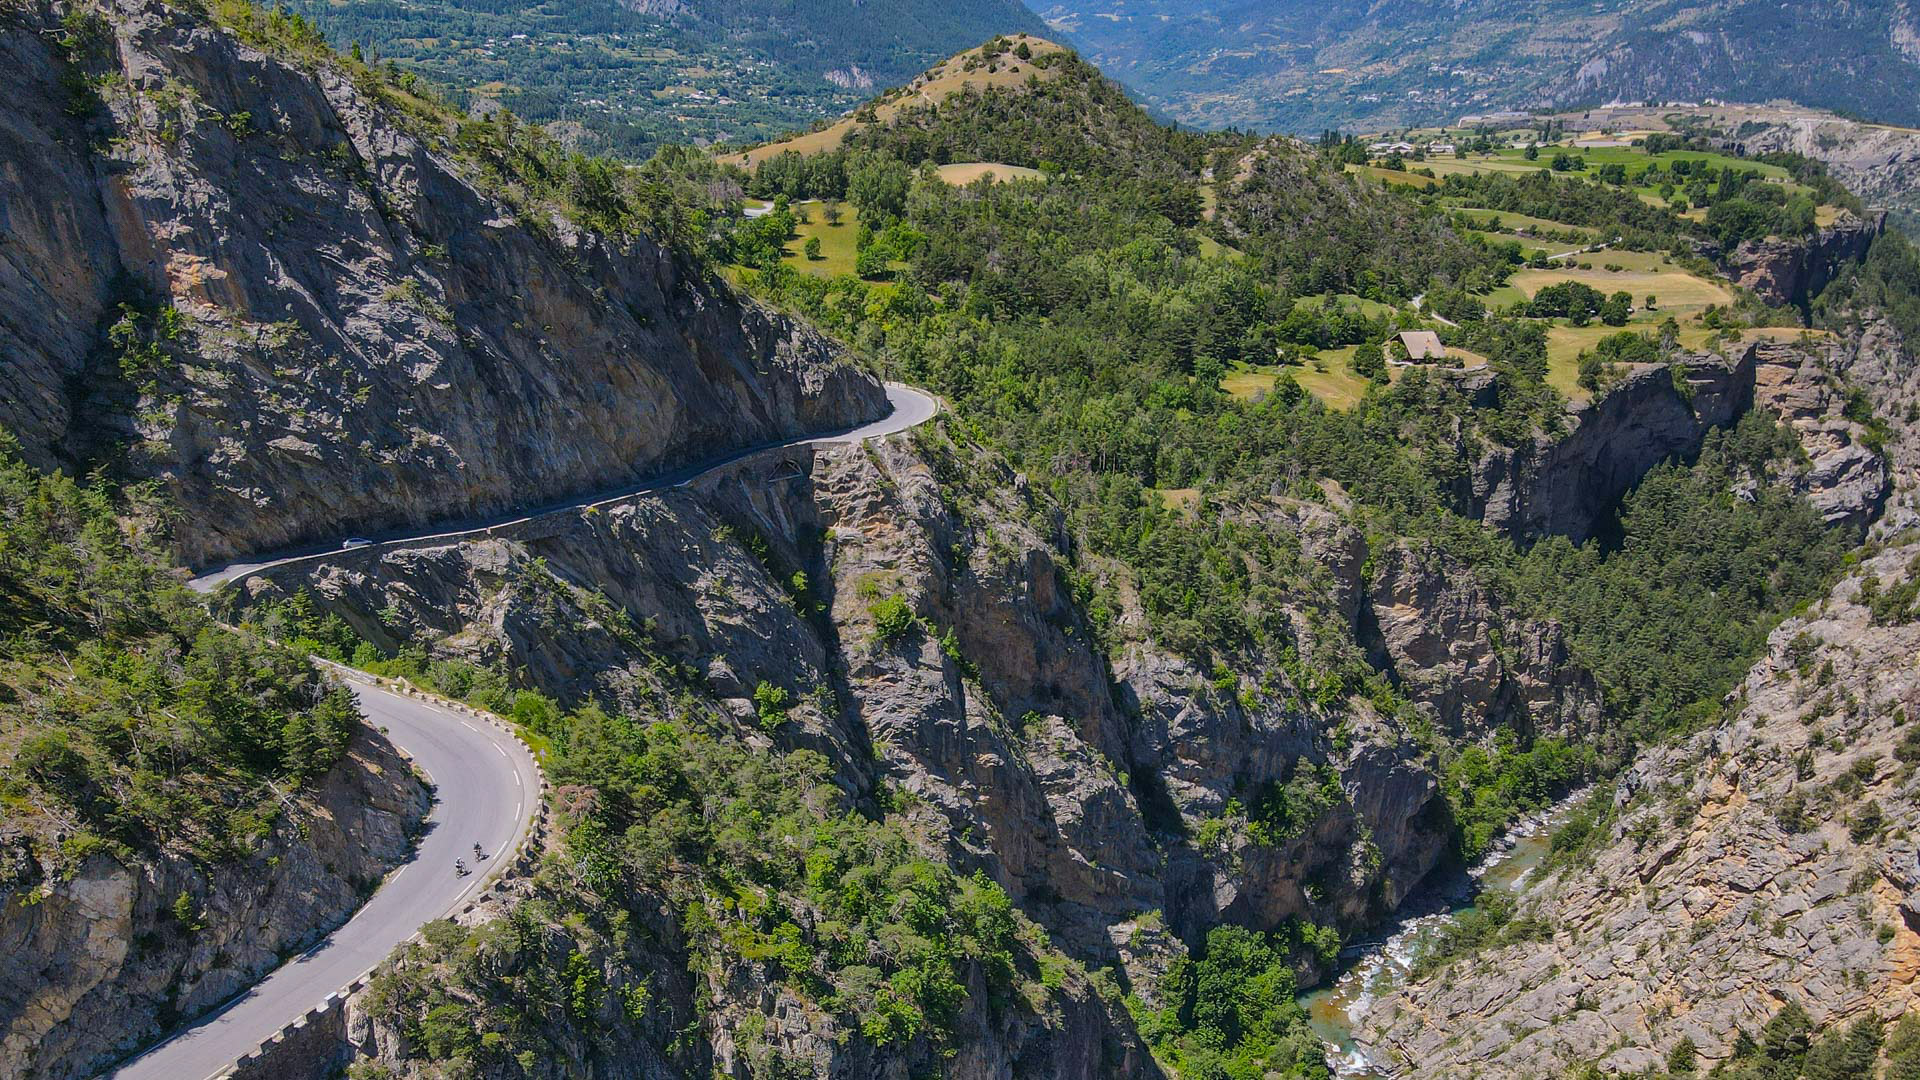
[1388,330,1448,364]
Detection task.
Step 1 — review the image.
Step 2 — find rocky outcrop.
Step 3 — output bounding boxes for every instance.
[0,0,885,567]
[1472,339,1890,543]
[0,730,429,1080]
[223,420,1575,1068]
[1749,339,1891,530]
[1365,540,1601,739]
[1825,318,1920,535]
[1725,211,1884,307]
[1349,543,1920,1076]
[1472,349,1755,543]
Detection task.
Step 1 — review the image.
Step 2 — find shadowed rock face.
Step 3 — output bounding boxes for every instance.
[0,0,885,567]
[1726,211,1884,308]
[1471,349,1757,545]
[1471,340,1888,545]
[0,733,428,1080]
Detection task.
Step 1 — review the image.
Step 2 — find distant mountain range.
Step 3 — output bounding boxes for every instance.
[1029,0,1920,132]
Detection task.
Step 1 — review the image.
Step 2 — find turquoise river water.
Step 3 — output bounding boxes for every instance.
[1295,793,1581,1078]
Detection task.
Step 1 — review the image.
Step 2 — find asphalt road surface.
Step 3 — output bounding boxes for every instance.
[188,383,940,593]
[108,681,542,1080]
[110,382,939,1078]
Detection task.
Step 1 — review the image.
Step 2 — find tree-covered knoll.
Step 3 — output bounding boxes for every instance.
[705,55,1858,878]
[837,42,1210,185]
[1221,146,1511,300]
[0,434,358,869]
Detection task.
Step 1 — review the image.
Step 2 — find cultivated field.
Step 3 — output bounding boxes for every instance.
[1508,266,1732,310]
[1448,207,1598,238]
[935,162,1046,185]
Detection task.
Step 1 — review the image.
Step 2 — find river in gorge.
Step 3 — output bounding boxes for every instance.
[1298,789,1593,1077]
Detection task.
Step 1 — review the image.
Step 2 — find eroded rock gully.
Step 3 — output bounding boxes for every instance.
[219,420,1627,1073]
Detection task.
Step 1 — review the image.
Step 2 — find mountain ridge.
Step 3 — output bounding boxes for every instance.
[1033,0,1920,133]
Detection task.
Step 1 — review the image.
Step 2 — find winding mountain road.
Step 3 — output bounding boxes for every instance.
[109,678,543,1080]
[187,382,940,594]
[114,381,937,1079]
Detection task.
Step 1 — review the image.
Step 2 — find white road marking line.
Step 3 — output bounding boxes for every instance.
[493,743,508,759]
[459,720,478,732]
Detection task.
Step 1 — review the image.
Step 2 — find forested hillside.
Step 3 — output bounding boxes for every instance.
[0,429,431,1077]
[282,0,1047,156]
[0,439,356,866]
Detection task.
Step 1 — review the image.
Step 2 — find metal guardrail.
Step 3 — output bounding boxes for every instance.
[207,661,552,1080]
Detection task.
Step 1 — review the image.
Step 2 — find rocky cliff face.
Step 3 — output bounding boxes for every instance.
[1726,211,1885,307]
[1364,540,1601,740]
[0,730,429,1080]
[1472,349,1750,543]
[1749,338,1893,531]
[1472,338,1888,543]
[1350,541,1920,1076]
[1345,320,1920,1076]
[0,0,885,567]
[218,418,1621,1073]
[1828,319,1920,536]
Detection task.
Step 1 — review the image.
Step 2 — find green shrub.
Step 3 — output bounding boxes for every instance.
[752,682,793,730]
[868,594,917,646]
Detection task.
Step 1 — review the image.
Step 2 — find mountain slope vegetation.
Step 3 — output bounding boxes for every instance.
[8,4,1920,1078]
[283,0,1048,157]
[210,31,1915,1079]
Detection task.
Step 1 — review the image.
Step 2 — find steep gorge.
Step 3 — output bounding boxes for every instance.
[214,357,1877,1074]
[1,0,1910,1074]
[1347,320,1920,1076]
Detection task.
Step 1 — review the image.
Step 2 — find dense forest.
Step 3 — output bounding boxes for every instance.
[0,435,359,871]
